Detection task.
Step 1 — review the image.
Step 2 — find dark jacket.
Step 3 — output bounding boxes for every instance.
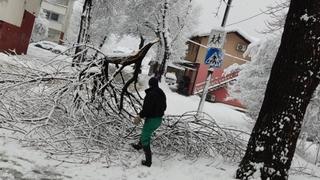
[139,87,167,119]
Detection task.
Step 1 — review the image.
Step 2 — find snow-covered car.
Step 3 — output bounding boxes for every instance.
[33,41,69,55]
[165,72,177,85]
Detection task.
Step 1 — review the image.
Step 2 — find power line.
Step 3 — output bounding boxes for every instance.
[226,6,287,27]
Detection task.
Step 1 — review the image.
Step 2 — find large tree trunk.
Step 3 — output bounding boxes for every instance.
[236,1,320,179]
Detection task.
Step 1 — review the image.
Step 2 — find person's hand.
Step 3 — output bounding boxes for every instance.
[133,116,142,125]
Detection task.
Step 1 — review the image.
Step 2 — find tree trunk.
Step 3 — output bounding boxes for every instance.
[156,0,170,80]
[73,0,93,66]
[236,1,320,180]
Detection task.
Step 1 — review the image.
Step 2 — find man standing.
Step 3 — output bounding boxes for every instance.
[131,77,167,167]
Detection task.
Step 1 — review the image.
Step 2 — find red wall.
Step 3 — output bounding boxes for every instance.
[0,10,35,54]
[194,64,225,85]
[211,87,243,107]
[188,63,243,108]
[192,64,225,93]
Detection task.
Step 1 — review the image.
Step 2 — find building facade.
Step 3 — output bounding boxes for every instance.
[41,0,74,43]
[0,0,41,54]
[167,29,253,108]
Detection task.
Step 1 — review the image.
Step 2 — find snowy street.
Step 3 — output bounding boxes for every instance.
[1,127,320,180]
[0,134,234,180]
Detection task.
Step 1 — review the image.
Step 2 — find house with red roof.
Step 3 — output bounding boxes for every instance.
[167,29,254,109]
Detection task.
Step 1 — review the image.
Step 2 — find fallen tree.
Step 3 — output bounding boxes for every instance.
[0,41,247,164]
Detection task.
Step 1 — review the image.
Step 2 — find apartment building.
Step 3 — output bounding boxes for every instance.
[41,0,75,43]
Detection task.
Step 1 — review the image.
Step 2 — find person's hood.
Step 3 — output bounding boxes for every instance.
[148,77,159,88]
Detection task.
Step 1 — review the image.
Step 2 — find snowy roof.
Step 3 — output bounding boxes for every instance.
[190,27,258,43]
[226,28,259,43]
[167,61,188,70]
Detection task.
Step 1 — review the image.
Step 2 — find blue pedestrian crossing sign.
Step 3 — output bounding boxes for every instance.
[204,48,224,68]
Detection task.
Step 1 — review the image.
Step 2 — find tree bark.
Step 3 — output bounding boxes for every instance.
[73,0,93,66]
[236,1,320,180]
[156,0,170,80]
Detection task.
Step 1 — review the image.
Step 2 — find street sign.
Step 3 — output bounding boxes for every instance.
[204,48,224,68]
[207,29,226,48]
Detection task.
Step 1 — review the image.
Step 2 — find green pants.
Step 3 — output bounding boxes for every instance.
[140,117,162,147]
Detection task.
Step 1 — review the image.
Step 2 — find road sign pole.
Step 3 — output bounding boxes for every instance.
[197,69,213,115]
[196,0,233,116]
[196,47,223,116]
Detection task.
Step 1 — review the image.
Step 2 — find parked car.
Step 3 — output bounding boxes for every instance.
[33,41,69,55]
[165,72,177,86]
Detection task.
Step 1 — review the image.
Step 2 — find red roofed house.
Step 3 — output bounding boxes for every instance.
[0,0,41,54]
[167,29,253,108]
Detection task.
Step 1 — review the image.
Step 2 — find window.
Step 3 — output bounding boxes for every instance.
[44,9,50,19]
[50,12,59,21]
[236,43,247,52]
[44,10,61,22]
[47,28,62,42]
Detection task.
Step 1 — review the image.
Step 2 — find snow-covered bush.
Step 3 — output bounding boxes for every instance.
[65,0,84,43]
[119,0,198,70]
[229,37,280,121]
[229,37,320,140]
[31,10,49,42]
[303,86,320,140]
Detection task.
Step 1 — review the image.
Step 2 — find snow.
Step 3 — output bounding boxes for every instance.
[301,14,316,22]
[0,52,13,64]
[0,134,239,180]
[223,63,241,75]
[65,0,83,43]
[165,72,177,80]
[227,28,259,43]
[0,44,320,180]
[101,35,155,75]
[162,85,249,129]
[191,27,258,43]
[1,129,319,180]
[101,35,140,54]
[31,41,69,54]
[31,9,49,42]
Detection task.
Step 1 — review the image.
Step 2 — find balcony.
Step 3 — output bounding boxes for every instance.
[42,1,67,15]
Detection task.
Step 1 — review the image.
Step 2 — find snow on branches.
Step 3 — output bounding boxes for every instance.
[31,10,49,42]
[0,42,247,163]
[229,37,320,141]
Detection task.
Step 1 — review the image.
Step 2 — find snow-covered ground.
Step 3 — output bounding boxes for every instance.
[1,133,319,180]
[0,46,319,179]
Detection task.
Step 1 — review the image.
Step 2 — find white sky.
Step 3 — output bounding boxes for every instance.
[194,0,283,39]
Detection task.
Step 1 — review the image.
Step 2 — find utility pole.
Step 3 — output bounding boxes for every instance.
[221,0,233,27]
[196,0,233,115]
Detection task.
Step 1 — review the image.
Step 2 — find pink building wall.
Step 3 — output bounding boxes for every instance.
[189,63,243,108]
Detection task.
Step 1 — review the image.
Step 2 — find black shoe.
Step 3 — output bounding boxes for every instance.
[141,160,152,167]
[131,142,142,151]
[142,145,152,167]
